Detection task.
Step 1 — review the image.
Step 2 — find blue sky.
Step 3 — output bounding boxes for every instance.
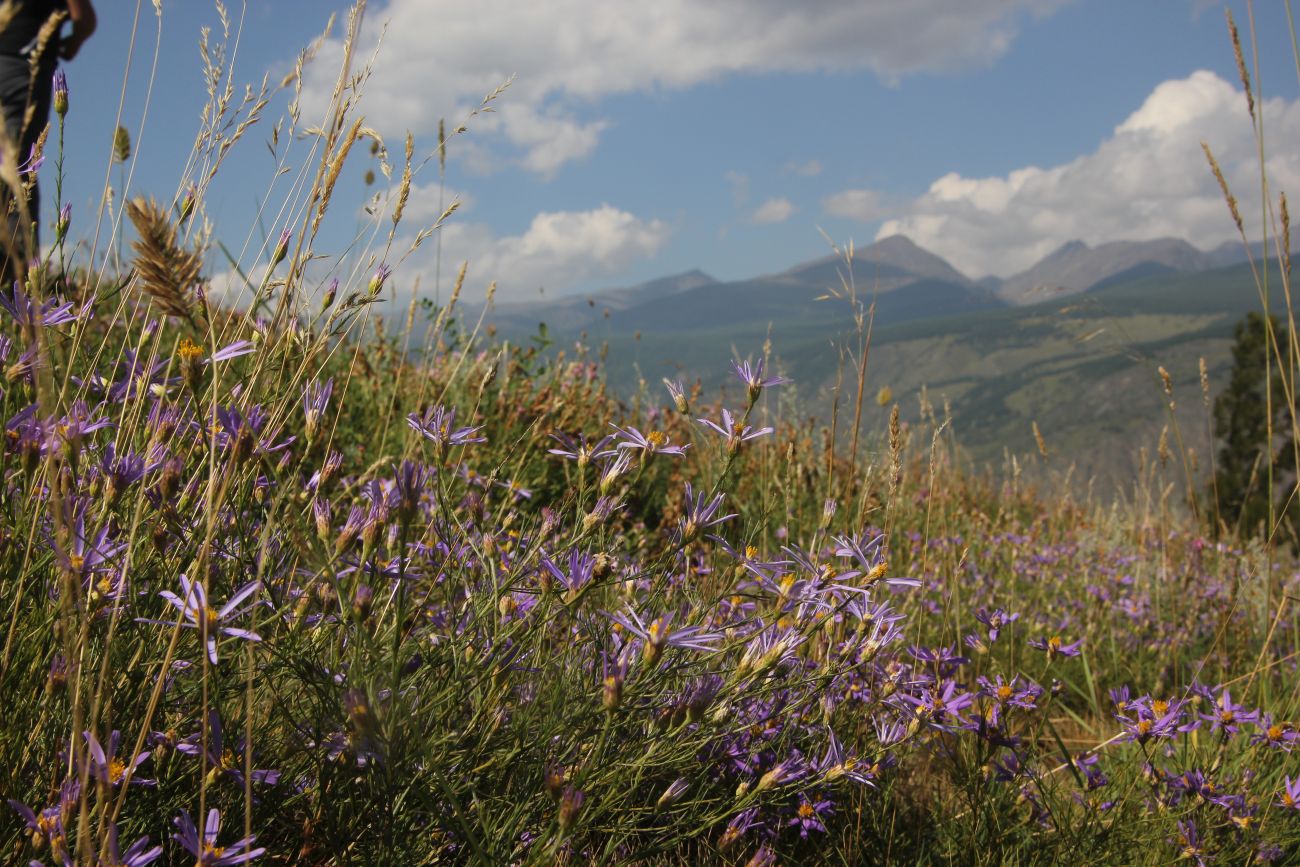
[50,0,1300,304]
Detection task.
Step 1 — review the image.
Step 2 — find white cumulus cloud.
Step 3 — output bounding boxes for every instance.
[297,0,1070,176]
[751,197,796,224]
[420,205,671,302]
[822,188,888,222]
[873,70,1300,277]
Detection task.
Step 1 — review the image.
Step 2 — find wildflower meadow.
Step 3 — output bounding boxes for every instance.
[3,3,1300,865]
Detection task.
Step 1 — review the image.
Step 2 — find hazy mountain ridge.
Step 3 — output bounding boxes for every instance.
[485,233,1275,337]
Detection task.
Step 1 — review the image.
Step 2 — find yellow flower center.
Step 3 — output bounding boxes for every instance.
[1152,699,1169,716]
[178,338,204,362]
[646,431,667,447]
[1269,725,1284,740]
[108,756,127,783]
[997,685,1013,702]
[798,802,815,819]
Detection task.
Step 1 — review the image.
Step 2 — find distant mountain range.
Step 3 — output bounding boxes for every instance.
[484,233,1281,339]
[465,234,1292,488]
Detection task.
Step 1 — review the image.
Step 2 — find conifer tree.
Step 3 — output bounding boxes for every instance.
[1212,312,1294,537]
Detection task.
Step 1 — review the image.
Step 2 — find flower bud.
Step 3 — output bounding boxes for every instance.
[53,69,68,117]
[54,203,71,242]
[271,227,291,267]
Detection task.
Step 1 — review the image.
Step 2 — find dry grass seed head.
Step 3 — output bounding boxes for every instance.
[126,196,202,325]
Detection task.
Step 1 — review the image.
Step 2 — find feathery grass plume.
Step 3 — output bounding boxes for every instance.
[1283,192,1291,280]
[392,132,413,228]
[313,116,363,234]
[1032,421,1048,459]
[21,9,63,138]
[125,196,202,326]
[1200,356,1211,407]
[1225,8,1255,124]
[1202,142,1243,235]
[887,403,902,505]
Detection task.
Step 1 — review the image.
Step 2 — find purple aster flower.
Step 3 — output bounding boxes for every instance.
[815,729,875,786]
[51,504,122,581]
[176,710,280,788]
[732,357,790,403]
[407,405,485,450]
[1201,687,1256,735]
[8,799,67,857]
[607,607,724,665]
[789,793,833,838]
[746,845,777,867]
[18,142,43,175]
[718,807,763,851]
[1170,819,1208,866]
[546,430,615,467]
[1277,775,1300,810]
[84,730,153,787]
[680,481,736,540]
[1116,697,1195,745]
[610,423,689,457]
[493,477,532,500]
[392,459,430,519]
[102,821,162,866]
[897,679,975,731]
[1253,715,1300,750]
[696,407,772,452]
[207,340,255,363]
[148,575,261,664]
[540,549,595,597]
[1027,634,1083,661]
[974,606,1020,642]
[0,283,81,329]
[977,674,1043,711]
[757,756,809,791]
[212,404,294,460]
[173,808,266,865]
[737,624,804,675]
[908,644,969,677]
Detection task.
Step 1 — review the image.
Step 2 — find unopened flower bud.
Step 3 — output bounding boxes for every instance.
[179,185,197,224]
[368,263,391,296]
[53,69,68,117]
[54,203,71,242]
[271,227,291,267]
[656,778,689,811]
[557,786,586,832]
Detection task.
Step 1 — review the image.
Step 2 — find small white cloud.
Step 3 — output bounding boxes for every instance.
[362,180,473,225]
[785,159,823,177]
[422,204,671,301]
[876,70,1300,277]
[822,188,888,222]
[751,197,796,224]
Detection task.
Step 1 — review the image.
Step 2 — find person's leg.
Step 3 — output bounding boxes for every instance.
[0,53,32,285]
